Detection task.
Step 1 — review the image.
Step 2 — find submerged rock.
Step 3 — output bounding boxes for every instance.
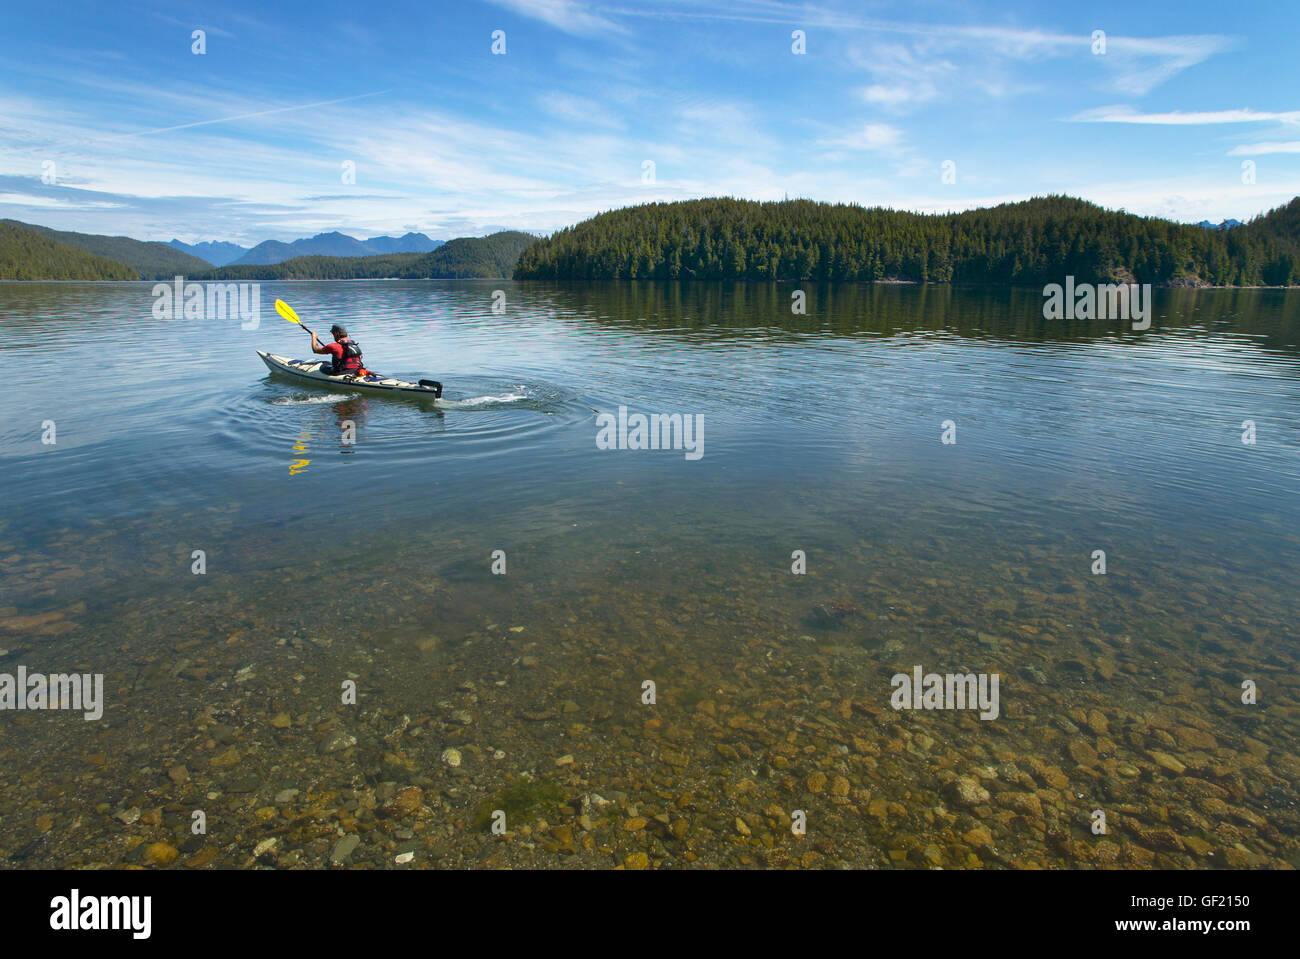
[943,776,990,807]
[143,842,178,866]
[331,835,360,864]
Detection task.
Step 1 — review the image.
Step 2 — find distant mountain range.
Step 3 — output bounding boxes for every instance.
[1196,219,1243,230]
[167,231,445,266]
[193,232,536,280]
[163,240,249,267]
[0,218,533,281]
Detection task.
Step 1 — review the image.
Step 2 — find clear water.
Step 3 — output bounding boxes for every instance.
[1,280,1296,869]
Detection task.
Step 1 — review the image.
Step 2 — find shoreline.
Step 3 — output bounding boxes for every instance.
[1,277,1297,289]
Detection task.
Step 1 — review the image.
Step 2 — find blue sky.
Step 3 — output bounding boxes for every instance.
[1,0,1296,244]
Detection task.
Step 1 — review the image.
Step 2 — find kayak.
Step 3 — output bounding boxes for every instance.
[257,350,443,398]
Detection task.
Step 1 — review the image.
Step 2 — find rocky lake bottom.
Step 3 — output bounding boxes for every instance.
[1,499,1295,871]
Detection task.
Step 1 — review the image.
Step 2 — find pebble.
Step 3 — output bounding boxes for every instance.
[944,776,990,807]
[1086,710,1109,736]
[209,747,240,767]
[275,788,299,803]
[395,851,415,864]
[1175,727,1217,751]
[319,730,357,754]
[168,765,189,785]
[441,748,462,768]
[385,786,423,817]
[144,842,178,865]
[331,835,360,864]
[1067,740,1099,766]
[186,847,217,869]
[1150,751,1186,775]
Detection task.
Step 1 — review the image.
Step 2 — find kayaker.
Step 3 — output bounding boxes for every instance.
[311,324,365,376]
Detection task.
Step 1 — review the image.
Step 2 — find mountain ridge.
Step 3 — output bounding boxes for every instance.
[514,195,1300,286]
[3,219,210,279]
[192,231,535,280]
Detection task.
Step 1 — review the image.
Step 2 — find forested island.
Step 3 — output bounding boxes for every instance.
[514,195,1300,286]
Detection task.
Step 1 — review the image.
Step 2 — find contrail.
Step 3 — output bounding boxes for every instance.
[101,90,389,140]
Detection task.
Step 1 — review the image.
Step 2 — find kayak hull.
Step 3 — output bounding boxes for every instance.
[257,350,442,399]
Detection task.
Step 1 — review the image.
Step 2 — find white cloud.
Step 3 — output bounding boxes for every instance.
[485,0,626,37]
[821,123,906,154]
[849,41,956,112]
[1071,106,1300,125]
[1098,34,1236,96]
[1229,141,1300,155]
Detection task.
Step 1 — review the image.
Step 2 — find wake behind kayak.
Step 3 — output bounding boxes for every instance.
[257,350,443,399]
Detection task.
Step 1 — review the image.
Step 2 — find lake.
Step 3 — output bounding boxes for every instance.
[1,279,1297,868]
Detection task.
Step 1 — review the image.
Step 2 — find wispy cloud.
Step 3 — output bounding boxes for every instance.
[485,0,627,37]
[820,123,906,154]
[1097,34,1237,96]
[605,2,1231,97]
[538,92,626,130]
[1070,106,1300,125]
[101,92,390,140]
[1229,141,1300,156]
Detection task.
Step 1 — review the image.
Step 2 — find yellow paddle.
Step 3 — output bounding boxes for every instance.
[274,299,318,339]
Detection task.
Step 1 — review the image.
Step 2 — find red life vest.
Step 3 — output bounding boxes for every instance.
[331,337,363,374]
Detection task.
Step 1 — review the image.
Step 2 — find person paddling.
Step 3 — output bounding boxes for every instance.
[310,324,365,376]
[271,299,442,397]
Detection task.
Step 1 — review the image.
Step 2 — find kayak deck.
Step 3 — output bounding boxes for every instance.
[257,350,441,398]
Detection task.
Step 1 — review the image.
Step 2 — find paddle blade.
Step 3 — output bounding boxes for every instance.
[274,299,302,325]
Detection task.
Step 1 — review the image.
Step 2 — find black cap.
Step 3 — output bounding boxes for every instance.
[330,324,348,335]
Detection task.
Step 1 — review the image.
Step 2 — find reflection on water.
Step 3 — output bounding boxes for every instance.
[0,280,1297,869]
